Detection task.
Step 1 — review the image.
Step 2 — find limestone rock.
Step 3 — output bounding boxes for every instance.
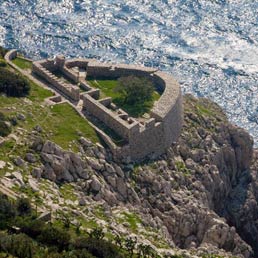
[17,113,26,121]
[0,160,6,169]
[116,177,127,198]
[25,153,37,163]
[90,175,102,193]
[37,212,51,222]
[42,140,62,156]
[87,157,103,171]
[31,167,42,179]
[28,178,39,192]
[13,156,24,166]
[79,137,92,148]
[12,171,24,186]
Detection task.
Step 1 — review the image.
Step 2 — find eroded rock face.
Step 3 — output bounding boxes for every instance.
[34,95,258,257]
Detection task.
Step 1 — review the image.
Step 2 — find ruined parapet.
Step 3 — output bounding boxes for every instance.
[55,55,65,68]
[32,58,80,101]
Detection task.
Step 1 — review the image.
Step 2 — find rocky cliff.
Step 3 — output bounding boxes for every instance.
[2,94,258,257]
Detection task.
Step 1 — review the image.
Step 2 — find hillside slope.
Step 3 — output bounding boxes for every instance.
[1,91,257,257]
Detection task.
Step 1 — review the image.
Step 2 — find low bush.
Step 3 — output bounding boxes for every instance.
[0,59,6,67]
[0,112,11,137]
[0,232,34,258]
[0,68,30,97]
[74,237,124,258]
[16,197,32,216]
[37,224,70,251]
[0,46,7,58]
[0,194,16,229]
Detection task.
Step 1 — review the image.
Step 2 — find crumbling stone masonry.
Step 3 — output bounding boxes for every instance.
[31,54,182,161]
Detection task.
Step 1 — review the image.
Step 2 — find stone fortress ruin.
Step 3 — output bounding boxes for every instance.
[30,54,183,162]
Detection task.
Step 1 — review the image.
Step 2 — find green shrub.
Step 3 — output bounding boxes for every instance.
[68,249,95,258]
[0,68,30,97]
[0,47,7,58]
[0,194,16,229]
[115,75,154,105]
[74,237,124,258]
[0,232,34,258]
[16,197,32,216]
[37,224,70,251]
[20,219,45,238]
[0,59,6,67]
[0,112,11,137]
[0,120,11,137]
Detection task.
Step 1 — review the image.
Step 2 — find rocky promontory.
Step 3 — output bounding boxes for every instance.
[1,94,258,257]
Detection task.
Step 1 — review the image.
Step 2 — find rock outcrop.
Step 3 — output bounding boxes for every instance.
[29,95,258,257]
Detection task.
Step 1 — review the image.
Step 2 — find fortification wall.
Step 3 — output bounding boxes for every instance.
[32,56,183,161]
[32,60,80,101]
[83,94,140,141]
[87,63,156,80]
[65,59,90,69]
[65,58,183,161]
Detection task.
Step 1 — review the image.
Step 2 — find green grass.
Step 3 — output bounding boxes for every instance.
[87,78,160,118]
[60,184,78,202]
[196,103,214,117]
[44,103,100,149]
[12,57,32,70]
[175,161,190,175]
[0,74,52,111]
[0,97,99,158]
[117,212,142,232]
[28,81,53,102]
[87,79,120,99]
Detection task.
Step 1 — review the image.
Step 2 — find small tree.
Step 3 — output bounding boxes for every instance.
[0,112,11,137]
[16,197,32,216]
[0,194,16,229]
[0,68,30,97]
[88,228,104,240]
[125,237,137,258]
[115,76,154,105]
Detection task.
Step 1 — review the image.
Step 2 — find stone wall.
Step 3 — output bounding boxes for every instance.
[83,94,139,141]
[32,56,183,161]
[32,59,80,101]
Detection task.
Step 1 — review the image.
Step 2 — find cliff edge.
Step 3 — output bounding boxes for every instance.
[1,94,257,257]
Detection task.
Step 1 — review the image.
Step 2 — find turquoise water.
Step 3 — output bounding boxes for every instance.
[0,0,257,146]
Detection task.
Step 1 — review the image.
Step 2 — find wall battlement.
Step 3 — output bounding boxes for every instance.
[32,56,183,162]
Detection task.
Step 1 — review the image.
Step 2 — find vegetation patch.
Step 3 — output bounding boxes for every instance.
[45,103,100,149]
[87,76,160,117]
[175,160,190,175]
[117,212,142,232]
[0,140,16,161]
[0,46,7,58]
[0,59,7,67]
[0,112,11,137]
[59,184,78,202]
[27,80,53,102]
[0,68,30,97]
[12,57,32,70]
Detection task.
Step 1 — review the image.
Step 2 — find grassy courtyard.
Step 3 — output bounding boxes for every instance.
[87,78,160,117]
